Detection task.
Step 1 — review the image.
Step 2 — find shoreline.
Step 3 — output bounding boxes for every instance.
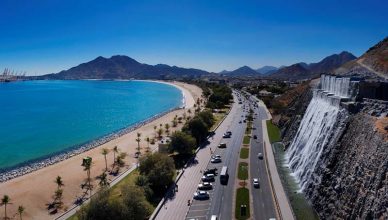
[0,80,191,183]
[0,80,201,220]
[0,107,181,182]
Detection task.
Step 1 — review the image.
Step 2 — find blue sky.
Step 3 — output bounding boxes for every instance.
[0,0,387,75]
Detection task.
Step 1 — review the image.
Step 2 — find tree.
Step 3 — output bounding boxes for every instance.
[98,172,109,188]
[55,176,64,191]
[112,146,118,167]
[153,125,157,138]
[1,195,11,220]
[145,136,151,153]
[53,189,63,210]
[135,175,153,201]
[164,123,170,136]
[197,110,215,129]
[18,205,24,220]
[121,185,153,219]
[135,133,142,155]
[157,128,163,139]
[184,117,209,146]
[82,157,93,197]
[169,131,196,155]
[101,148,109,172]
[116,152,127,167]
[139,153,175,196]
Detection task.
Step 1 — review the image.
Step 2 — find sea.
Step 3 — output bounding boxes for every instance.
[0,80,183,170]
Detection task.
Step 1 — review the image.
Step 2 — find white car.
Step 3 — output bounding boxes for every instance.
[211,155,221,159]
[193,190,209,200]
[198,182,213,190]
[253,178,260,188]
[258,153,263,159]
[211,158,222,163]
[201,174,215,181]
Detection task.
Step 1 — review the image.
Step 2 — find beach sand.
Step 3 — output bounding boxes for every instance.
[0,81,202,220]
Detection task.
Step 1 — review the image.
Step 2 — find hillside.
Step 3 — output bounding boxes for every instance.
[335,37,388,79]
[220,66,259,76]
[40,55,212,80]
[269,63,312,80]
[269,51,357,80]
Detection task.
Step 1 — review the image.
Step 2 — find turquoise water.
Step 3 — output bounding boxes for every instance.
[0,80,182,170]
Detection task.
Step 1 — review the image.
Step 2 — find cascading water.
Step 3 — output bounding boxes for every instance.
[286,75,354,191]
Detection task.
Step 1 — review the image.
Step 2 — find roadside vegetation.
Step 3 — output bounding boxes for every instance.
[238,162,249,180]
[240,148,249,159]
[243,136,251,145]
[266,120,281,143]
[235,187,250,220]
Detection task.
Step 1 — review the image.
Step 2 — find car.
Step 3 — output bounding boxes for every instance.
[239,121,242,124]
[223,133,231,138]
[193,191,209,200]
[258,153,263,159]
[218,143,227,148]
[211,158,222,163]
[203,168,218,175]
[226,131,232,135]
[253,178,260,188]
[253,135,257,139]
[210,215,218,220]
[201,174,215,181]
[198,182,213,190]
[211,155,221,159]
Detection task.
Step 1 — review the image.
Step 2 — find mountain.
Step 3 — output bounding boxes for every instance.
[40,55,212,80]
[335,37,388,79]
[269,51,357,80]
[256,66,278,74]
[269,63,311,80]
[221,66,259,76]
[309,51,356,73]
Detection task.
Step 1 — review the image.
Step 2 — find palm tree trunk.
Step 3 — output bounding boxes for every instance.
[104,155,107,171]
[4,205,7,220]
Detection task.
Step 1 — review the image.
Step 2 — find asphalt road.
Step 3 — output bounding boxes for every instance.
[249,98,277,220]
[185,91,247,220]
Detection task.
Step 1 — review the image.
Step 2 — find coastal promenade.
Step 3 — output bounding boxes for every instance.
[0,81,201,220]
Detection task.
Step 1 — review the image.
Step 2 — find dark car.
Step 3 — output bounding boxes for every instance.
[253,135,257,139]
[204,168,218,175]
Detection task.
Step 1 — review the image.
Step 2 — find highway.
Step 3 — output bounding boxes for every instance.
[249,98,277,219]
[155,92,243,220]
[155,90,280,220]
[186,92,246,220]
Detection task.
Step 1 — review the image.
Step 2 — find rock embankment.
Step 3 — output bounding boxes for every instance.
[306,113,387,219]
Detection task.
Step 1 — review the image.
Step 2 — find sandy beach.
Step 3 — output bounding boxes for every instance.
[0,81,202,220]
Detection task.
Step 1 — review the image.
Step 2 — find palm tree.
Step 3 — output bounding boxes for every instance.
[112,146,118,167]
[1,195,10,220]
[153,125,157,138]
[101,148,109,172]
[159,123,163,129]
[136,132,142,155]
[157,128,163,139]
[165,123,170,136]
[82,158,93,197]
[18,205,24,220]
[55,176,64,191]
[98,172,109,188]
[145,136,151,153]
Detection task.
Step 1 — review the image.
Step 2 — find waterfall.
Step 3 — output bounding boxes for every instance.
[286,75,353,191]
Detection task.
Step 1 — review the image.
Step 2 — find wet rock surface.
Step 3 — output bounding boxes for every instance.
[306,113,387,219]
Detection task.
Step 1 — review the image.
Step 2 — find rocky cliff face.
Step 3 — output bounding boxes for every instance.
[279,88,388,218]
[306,113,387,219]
